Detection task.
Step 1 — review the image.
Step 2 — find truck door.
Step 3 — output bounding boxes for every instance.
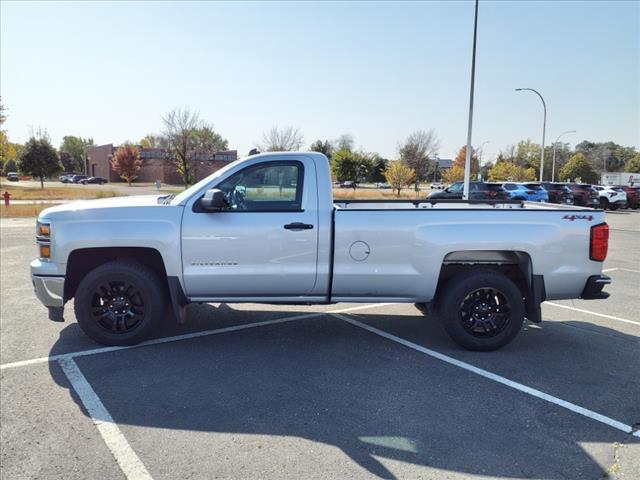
[181,159,318,297]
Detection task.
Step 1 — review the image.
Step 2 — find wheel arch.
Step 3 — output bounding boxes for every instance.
[436,250,545,323]
[65,247,169,303]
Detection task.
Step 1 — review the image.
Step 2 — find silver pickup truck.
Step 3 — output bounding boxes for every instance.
[31,152,611,350]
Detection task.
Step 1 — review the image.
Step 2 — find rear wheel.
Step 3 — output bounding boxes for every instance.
[437,269,524,351]
[74,261,164,346]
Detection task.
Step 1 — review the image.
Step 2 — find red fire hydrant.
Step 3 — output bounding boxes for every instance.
[3,191,11,206]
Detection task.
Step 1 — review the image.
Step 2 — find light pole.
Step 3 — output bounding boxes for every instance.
[462,0,479,200]
[477,141,490,180]
[516,88,547,181]
[551,130,576,182]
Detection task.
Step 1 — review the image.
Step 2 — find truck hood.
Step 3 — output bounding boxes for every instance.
[39,195,168,219]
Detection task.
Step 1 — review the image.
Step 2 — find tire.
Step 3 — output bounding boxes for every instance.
[599,198,608,210]
[437,269,524,351]
[74,260,164,346]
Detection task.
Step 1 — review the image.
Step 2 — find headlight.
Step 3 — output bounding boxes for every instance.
[37,221,51,238]
[36,221,51,259]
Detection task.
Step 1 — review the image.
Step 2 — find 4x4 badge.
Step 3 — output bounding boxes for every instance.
[562,214,593,221]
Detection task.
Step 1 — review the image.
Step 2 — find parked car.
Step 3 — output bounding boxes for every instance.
[339,181,357,189]
[540,182,574,205]
[613,185,639,209]
[428,181,510,201]
[31,151,611,352]
[502,183,549,202]
[567,184,600,208]
[430,182,445,189]
[593,185,627,210]
[81,176,108,185]
[376,182,391,189]
[6,172,19,182]
[59,173,75,183]
[70,175,89,184]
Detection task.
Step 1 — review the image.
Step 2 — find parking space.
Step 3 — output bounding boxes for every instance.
[1,212,639,479]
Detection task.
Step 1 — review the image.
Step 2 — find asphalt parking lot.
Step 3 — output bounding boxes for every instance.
[1,211,639,480]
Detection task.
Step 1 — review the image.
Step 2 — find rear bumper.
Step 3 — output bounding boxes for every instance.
[580,274,611,300]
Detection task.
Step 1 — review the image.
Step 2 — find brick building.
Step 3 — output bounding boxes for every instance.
[86,145,237,184]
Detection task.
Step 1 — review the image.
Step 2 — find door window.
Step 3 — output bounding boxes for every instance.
[216,162,304,211]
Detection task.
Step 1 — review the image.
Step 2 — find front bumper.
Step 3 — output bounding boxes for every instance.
[580,274,611,300]
[30,259,65,308]
[32,275,65,308]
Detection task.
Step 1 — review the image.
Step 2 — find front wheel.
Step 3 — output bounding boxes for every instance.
[437,269,524,351]
[74,261,164,345]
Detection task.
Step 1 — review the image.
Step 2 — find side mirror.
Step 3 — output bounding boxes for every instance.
[444,187,450,193]
[200,189,228,211]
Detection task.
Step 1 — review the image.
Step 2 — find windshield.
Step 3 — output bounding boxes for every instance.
[170,157,246,205]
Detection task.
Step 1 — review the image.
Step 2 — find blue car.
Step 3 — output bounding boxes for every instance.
[502,182,549,202]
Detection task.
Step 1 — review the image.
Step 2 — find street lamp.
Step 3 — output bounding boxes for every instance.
[551,130,576,182]
[515,88,547,181]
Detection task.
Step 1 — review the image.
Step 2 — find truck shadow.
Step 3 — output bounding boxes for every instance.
[48,305,638,479]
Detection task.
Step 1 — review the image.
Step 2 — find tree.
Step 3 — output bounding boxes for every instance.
[3,159,17,175]
[139,134,165,149]
[60,151,75,172]
[488,161,536,182]
[331,148,370,182]
[452,145,479,175]
[442,165,465,183]
[259,126,304,152]
[335,134,354,152]
[111,144,142,186]
[575,141,637,173]
[368,154,388,183]
[60,136,95,173]
[384,161,415,197]
[310,140,333,160]
[399,129,440,191]
[625,154,640,173]
[162,107,228,187]
[559,153,597,184]
[18,134,62,188]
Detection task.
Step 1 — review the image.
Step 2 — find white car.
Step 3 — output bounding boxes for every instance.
[593,185,627,210]
[430,182,445,189]
[32,152,611,351]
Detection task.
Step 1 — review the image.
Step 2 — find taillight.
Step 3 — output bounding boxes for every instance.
[590,223,609,261]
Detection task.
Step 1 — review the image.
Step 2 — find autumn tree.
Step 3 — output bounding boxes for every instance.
[399,129,439,191]
[442,165,465,183]
[111,144,142,186]
[384,161,415,197]
[559,153,598,183]
[488,161,535,182]
[259,126,304,152]
[18,133,62,188]
[453,145,479,174]
[162,107,228,186]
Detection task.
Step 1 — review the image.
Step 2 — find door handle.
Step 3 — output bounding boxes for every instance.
[284,222,314,231]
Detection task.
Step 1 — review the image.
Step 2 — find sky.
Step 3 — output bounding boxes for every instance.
[1,1,638,162]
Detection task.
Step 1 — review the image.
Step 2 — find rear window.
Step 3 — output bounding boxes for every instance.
[524,183,543,190]
[572,184,592,190]
[503,183,517,191]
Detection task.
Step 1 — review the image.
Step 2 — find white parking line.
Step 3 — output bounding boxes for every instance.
[602,267,640,273]
[544,302,640,326]
[334,313,640,439]
[59,357,154,480]
[0,303,394,371]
